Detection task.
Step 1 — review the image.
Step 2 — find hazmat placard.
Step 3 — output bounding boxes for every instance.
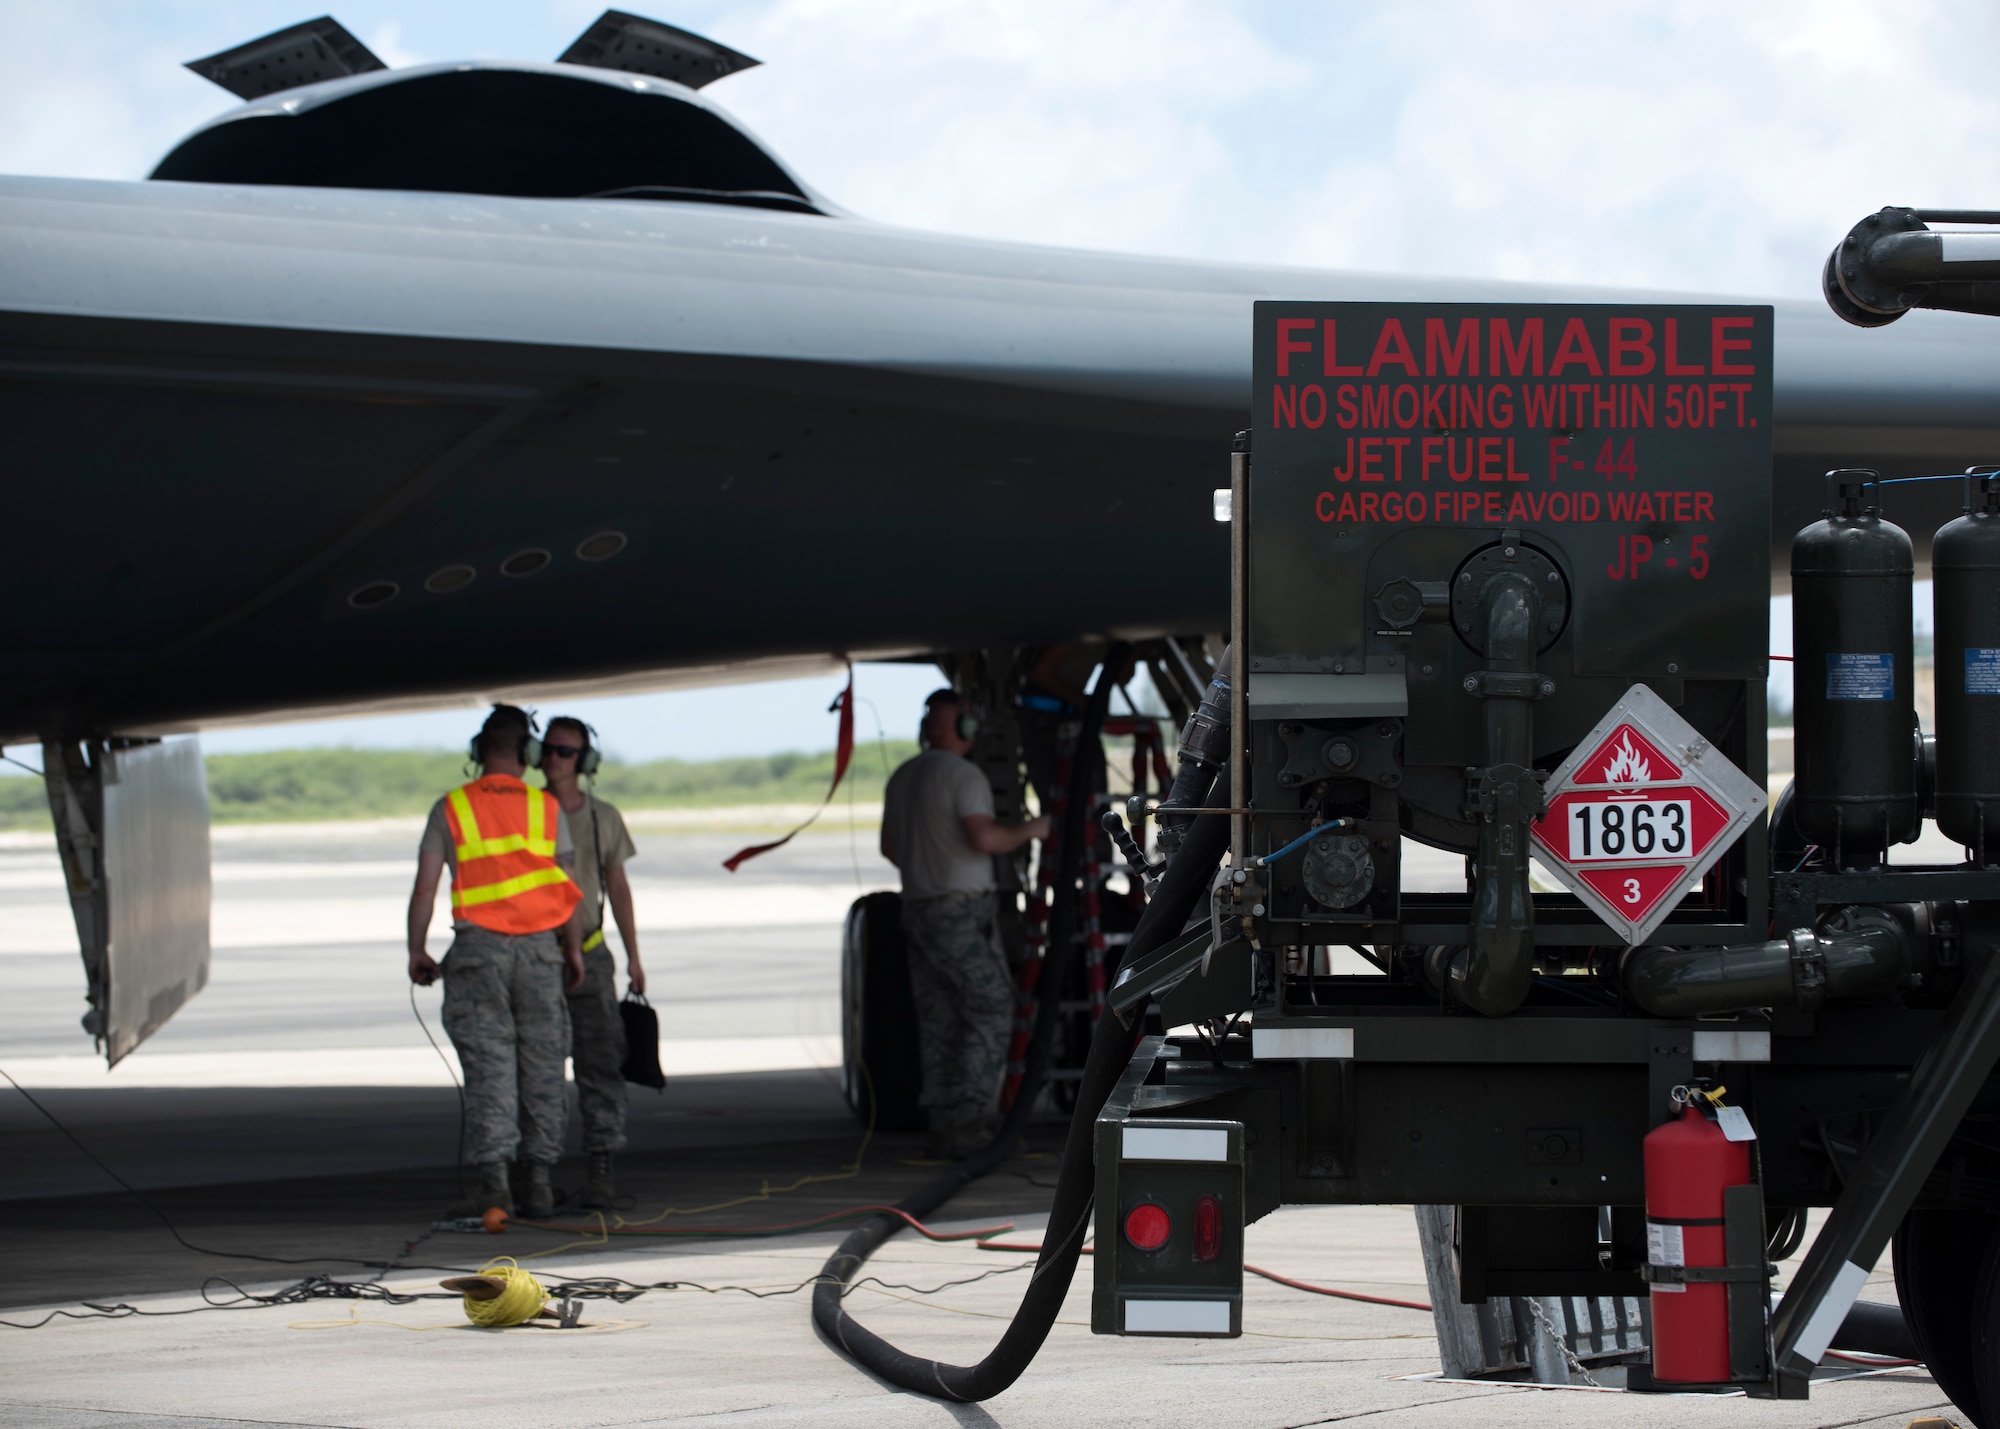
[1529,683,1766,945]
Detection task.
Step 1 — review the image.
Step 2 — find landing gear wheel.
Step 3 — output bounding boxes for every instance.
[1971,1213,2000,1428]
[1895,1208,1995,1428]
[841,892,926,1132]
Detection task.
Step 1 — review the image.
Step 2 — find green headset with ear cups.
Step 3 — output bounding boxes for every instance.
[922,689,979,745]
[542,718,602,777]
[471,705,541,769]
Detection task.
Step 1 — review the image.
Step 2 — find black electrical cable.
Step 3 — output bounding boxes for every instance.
[811,660,1230,1401]
[543,1261,1035,1309]
[409,981,466,1198]
[0,1275,458,1330]
[0,1261,1041,1331]
[0,1065,475,1276]
[1766,1204,1809,1262]
[0,983,1038,1336]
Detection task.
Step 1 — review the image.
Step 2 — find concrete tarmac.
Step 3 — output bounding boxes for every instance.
[0,820,1965,1427]
[0,1185,1948,1428]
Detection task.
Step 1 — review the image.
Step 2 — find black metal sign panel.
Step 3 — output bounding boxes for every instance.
[1248,303,1772,679]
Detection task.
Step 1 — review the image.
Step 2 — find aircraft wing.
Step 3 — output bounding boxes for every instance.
[3,170,1995,741]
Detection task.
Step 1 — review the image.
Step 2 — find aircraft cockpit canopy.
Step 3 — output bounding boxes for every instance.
[151,10,822,214]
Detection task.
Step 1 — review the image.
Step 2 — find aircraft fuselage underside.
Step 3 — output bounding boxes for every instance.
[0,309,1233,741]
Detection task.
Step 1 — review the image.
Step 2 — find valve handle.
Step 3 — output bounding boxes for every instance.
[1100,809,1146,868]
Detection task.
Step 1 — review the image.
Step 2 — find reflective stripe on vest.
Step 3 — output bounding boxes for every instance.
[444,776,581,935]
[582,927,606,953]
[447,782,557,861]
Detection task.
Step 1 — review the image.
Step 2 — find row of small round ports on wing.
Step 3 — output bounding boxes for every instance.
[1124,1196,1224,1261]
[347,530,627,610]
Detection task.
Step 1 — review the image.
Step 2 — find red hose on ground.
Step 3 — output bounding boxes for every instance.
[496,1205,1014,1242]
[1244,1262,1432,1311]
[973,1241,1432,1311]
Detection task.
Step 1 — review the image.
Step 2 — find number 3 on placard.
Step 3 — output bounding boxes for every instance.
[1623,878,1642,904]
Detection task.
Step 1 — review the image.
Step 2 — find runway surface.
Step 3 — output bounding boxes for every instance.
[0,817,1962,1426]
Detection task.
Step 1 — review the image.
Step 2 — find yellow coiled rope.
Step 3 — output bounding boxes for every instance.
[460,1258,549,1328]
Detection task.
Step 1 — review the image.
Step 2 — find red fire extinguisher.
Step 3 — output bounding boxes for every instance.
[1645,1088,1754,1382]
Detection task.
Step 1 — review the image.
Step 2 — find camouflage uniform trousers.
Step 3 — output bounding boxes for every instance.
[566,944,628,1153]
[900,890,1014,1126]
[441,926,571,1167]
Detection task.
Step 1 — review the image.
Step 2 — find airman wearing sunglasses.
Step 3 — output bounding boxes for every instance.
[540,716,643,1209]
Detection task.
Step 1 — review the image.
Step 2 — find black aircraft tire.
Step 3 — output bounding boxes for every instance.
[840,891,926,1132]
[1895,1208,1994,1428]
[1969,1213,2000,1429]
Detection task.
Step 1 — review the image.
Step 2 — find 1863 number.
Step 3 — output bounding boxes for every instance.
[1568,799,1690,861]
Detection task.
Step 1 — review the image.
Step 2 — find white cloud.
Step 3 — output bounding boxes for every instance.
[1273,0,2000,296]
[692,0,2000,298]
[0,2,579,180]
[709,0,1310,254]
[0,5,216,180]
[6,0,1997,299]
[364,19,425,70]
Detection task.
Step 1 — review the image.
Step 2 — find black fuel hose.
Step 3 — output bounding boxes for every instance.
[811,754,1230,1401]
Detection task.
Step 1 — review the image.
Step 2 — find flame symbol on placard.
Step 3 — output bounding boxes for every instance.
[1604,733,1651,784]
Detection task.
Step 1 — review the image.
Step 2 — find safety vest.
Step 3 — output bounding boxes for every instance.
[443,775,581,935]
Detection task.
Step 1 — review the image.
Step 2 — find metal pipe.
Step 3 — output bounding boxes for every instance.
[1825,208,2000,326]
[1863,229,2000,283]
[1229,430,1250,868]
[1621,908,1908,1017]
[1452,573,1540,1016]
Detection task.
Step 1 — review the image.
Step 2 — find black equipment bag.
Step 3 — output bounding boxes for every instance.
[619,992,666,1089]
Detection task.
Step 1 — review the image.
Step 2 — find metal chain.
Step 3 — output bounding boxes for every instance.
[1524,1295,1603,1388]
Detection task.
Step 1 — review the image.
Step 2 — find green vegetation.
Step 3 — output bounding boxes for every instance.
[0,740,918,830]
[1767,681,1792,729]
[0,775,47,830]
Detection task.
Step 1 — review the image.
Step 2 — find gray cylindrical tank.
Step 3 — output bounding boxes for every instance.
[1792,472,1918,868]
[1933,468,2000,865]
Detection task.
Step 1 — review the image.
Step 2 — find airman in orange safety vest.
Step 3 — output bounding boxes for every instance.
[443,773,581,934]
[407,705,583,1220]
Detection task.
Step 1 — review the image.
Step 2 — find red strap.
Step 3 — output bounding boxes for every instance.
[723,659,855,872]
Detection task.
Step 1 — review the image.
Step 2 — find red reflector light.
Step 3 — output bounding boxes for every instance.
[1124,1203,1171,1251]
[1193,1195,1222,1262]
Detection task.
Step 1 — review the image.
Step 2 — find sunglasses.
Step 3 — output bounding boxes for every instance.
[544,743,584,759]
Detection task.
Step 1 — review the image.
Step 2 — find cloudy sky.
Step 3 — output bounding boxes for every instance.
[0,0,1975,757]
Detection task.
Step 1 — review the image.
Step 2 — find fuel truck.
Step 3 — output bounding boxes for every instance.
[817,222,2000,1423]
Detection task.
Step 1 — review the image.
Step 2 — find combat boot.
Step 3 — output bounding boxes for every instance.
[923,1108,956,1160]
[522,1160,557,1220]
[951,1111,1002,1158]
[579,1151,617,1210]
[450,1159,513,1218]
